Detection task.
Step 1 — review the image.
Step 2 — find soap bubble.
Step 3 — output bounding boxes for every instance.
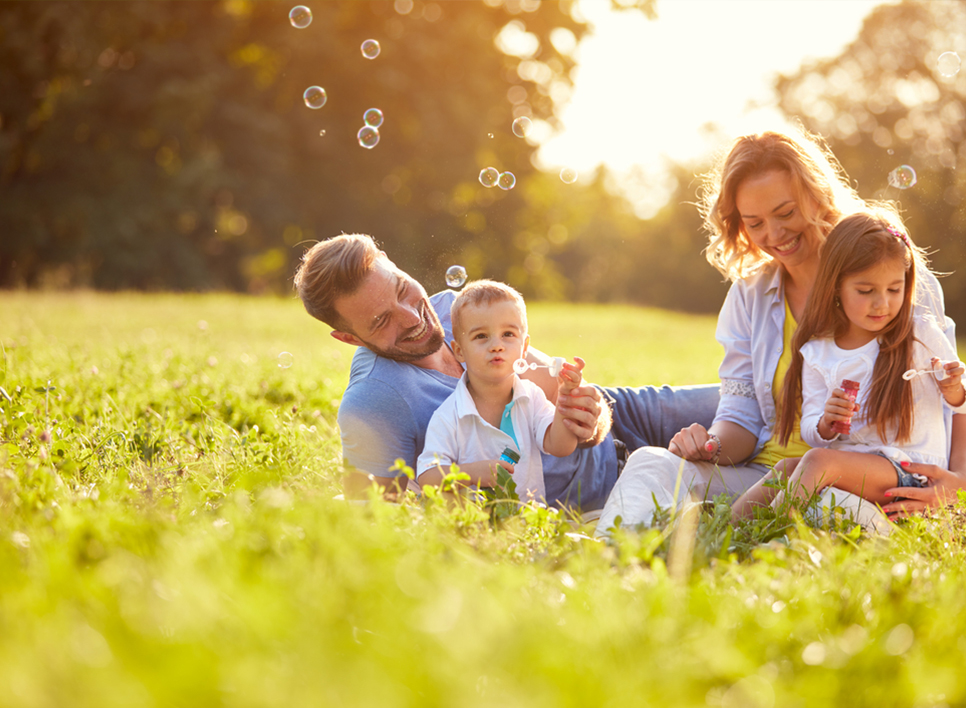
[479,167,499,188]
[487,132,494,139]
[511,116,532,138]
[319,129,326,137]
[289,6,312,28]
[888,165,917,190]
[361,39,381,59]
[513,358,530,375]
[303,86,327,109]
[559,167,578,184]
[937,51,961,77]
[278,352,294,369]
[498,171,516,190]
[363,108,384,128]
[445,265,467,289]
[358,126,380,149]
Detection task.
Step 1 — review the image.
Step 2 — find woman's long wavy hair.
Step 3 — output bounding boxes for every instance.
[697,127,872,282]
[777,211,926,446]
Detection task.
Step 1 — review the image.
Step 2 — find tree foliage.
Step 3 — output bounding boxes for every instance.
[775,0,966,322]
[0,0,592,294]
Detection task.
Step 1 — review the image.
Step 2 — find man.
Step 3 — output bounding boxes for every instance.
[294,233,720,511]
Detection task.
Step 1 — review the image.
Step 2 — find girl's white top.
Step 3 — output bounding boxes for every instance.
[800,315,966,466]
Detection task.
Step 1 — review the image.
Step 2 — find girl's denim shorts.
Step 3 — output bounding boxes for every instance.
[877,452,927,488]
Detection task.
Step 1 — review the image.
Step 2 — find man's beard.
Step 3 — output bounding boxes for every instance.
[362,302,445,363]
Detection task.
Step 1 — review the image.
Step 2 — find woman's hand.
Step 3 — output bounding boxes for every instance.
[882,461,966,518]
[668,423,717,462]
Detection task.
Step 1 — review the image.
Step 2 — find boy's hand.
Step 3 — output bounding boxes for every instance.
[556,356,585,397]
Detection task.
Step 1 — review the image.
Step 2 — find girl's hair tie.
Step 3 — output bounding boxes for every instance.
[886,225,911,249]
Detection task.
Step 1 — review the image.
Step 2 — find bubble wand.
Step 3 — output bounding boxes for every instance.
[902,360,964,381]
[513,357,566,378]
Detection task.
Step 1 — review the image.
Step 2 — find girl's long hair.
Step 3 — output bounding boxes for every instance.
[777,210,925,445]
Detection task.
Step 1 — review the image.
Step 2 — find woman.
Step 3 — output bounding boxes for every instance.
[595,128,964,534]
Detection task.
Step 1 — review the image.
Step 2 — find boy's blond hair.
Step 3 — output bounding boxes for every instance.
[450,280,527,341]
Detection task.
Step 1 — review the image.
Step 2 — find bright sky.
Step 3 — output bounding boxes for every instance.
[535,0,892,217]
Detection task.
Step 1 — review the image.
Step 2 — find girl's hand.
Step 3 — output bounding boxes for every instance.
[936,357,966,407]
[556,356,585,397]
[819,388,858,438]
[668,423,716,462]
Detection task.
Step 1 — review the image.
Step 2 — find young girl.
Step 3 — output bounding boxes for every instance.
[733,212,966,518]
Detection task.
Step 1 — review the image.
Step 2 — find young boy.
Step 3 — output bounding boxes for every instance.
[416,280,585,500]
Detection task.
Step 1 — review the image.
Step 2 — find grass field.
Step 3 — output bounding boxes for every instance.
[2,291,966,708]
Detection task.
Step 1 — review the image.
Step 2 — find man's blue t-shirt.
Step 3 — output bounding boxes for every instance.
[337,290,619,510]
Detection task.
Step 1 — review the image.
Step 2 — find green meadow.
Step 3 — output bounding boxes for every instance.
[2,292,965,708]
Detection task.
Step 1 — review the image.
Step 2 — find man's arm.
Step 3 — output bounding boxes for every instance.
[338,379,420,500]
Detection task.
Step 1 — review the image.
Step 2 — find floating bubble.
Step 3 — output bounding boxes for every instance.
[498,171,516,190]
[289,5,312,28]
[319,129,326,137]
[363,108,384,128]
[303,86,327,109]
[479,167,499,188]
[559,167,578,184]
[937,51,961,78]
[487,133,494,139]
[511,116,532,138]
[358,125,380,149]
[361,39,381,59]
[278,352,294,369]
[445,265,467,289]
[888,165,917,189]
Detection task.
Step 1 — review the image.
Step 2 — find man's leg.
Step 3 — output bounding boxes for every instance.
[543,434,620,513]
[600,384,719,452]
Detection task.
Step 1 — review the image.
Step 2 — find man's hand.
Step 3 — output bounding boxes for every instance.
[882,461,966,518]
[558,384,610,447]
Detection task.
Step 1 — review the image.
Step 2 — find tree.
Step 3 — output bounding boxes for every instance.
[775,0,966,322]
[0,1,588,292]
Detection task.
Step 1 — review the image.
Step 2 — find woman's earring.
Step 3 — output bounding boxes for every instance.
[835,296,841,308]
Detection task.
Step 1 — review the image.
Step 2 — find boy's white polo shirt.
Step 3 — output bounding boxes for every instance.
[417,373,555,500]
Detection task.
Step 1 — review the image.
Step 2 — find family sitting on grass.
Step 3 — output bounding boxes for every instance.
[294,127,966,532]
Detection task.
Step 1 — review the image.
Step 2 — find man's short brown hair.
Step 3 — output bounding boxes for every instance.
[293,234,383,330]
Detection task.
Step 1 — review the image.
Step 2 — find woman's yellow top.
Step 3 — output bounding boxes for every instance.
[751,299,811,469]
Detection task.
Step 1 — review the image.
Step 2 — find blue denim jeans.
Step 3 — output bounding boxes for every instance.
[602,383,720,452]
[544,383,720,511]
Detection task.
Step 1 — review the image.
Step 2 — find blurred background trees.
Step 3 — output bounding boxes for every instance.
[0,0,963,322]
[776,0,966,319]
